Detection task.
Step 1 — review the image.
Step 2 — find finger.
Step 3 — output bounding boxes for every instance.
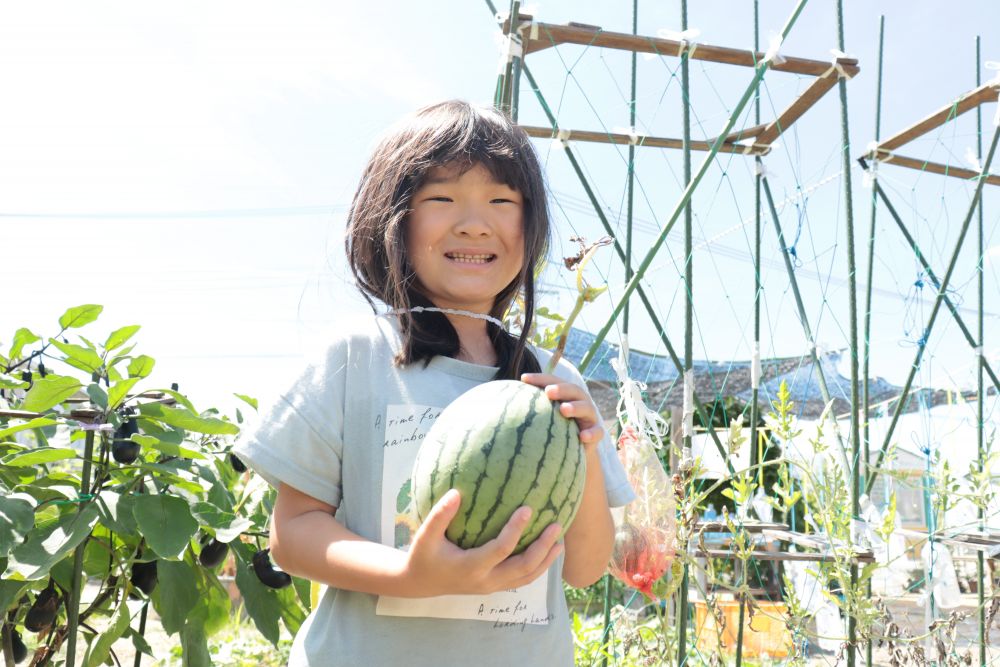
[497,522,562,576]
[520,372,561,389]
[543,382,586,402]
[577,424,605,444]
[414,489,462,542]
[506,542,565,589]
[477,506,533,563]
[558,400,596,422]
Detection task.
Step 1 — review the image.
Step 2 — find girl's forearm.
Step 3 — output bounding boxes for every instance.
[270,511,427,598]
[561,447,615,588]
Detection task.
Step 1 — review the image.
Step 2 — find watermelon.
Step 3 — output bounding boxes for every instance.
[411,380,587,554]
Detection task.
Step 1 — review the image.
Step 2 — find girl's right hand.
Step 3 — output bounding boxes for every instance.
[401,489,563,596]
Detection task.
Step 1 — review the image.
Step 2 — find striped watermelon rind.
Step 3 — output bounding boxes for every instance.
[411,380,587,554]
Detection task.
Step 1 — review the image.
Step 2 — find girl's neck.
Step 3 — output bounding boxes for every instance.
[446,313,497,366]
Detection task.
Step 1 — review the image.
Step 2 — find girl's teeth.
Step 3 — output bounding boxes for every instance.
[449,254,493,264]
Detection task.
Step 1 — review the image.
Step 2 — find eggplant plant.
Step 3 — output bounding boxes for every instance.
[0,305,309,667]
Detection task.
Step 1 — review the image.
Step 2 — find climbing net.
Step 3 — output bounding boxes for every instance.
[491,1,1000,665]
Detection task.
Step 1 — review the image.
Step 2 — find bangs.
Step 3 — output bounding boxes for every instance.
[404,104,537,199]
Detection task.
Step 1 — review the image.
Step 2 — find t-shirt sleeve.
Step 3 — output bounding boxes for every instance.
[233,341,347,507]
[538,349,636,508]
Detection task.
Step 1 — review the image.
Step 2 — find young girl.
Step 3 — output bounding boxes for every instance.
[235,100,634,665]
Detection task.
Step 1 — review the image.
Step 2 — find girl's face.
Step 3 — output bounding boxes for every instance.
[405,162,525,315]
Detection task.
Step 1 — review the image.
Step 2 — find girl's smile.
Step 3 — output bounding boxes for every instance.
[406,162,525,315]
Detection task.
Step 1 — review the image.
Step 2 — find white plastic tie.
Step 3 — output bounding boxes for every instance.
[751,342,762,389]
[657,28,701,58]
[966,146,983,172]
[763,34,786,67]
[682,369,695,439]
[755,162,767,178]
[862,160,877,189]
[826,49,854,79]
[529,21,539,41]
[555,128,571,145]
[495,33,523,74]
[613,126,640,145]
[986,61,1000,84]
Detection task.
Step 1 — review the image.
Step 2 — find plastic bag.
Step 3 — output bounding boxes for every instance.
[607,343,678,599]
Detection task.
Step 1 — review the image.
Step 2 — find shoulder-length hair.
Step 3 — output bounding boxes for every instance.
[345,100,549,378]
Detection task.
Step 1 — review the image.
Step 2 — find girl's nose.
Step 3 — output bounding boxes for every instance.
[454,207,492,236]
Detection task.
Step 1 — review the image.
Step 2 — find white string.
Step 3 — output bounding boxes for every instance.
[80,422,114,432]
[383,307,504,328]
[611,337,670,449]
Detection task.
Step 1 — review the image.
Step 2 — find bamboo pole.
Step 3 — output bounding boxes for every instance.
[865,123,1000,496]
[577,0,813,374]
[863,16,885,667]
[64,428,95,667]
[517,125,770,155]
[677,0,694,661]
[601,2,640,664]
[872,83,999,153]
[975,34,987,667]
[737,1,762,663]
[831,2,861,662]
[519,21,858,78]
[868,152,1000,186]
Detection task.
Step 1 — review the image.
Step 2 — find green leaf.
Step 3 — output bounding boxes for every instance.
[189,502,251,543]
[108,377,140,409]
[48,338,104,373]
[0,495,35,557]
[127,355,155,379]
[86,383,108,410]
[189,574,230,636]
[3,447,77,467]
[0,418,57,439]
[154,559,200,634]
[104,325,141,352]
[95,492,139,536]
[5,504,100,580]
[180,622,212,666]
[131,434,206,460]
[58,304,103,330]
[233,393,258,411]
[233,542,281,644]
[86,602,131,667]
[20,375,83,413]
[138,403,239,436]
[131,495,198,559]
[8,328,41,361]
[0,373,29,390]
[129,628,155,658]
[0,573,29,617]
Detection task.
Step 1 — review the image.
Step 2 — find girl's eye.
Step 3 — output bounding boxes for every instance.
[425,196,453,202]
[491,198,517,204]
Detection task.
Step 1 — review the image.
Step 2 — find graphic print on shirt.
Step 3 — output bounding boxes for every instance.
[375,403,550,626]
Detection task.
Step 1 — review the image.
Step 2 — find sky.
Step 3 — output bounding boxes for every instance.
[2,0,1000,418]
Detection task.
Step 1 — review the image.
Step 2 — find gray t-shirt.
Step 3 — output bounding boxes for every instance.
[235,316,634,666]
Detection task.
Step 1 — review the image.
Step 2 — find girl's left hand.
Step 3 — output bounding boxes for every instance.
[520,373,604,449]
